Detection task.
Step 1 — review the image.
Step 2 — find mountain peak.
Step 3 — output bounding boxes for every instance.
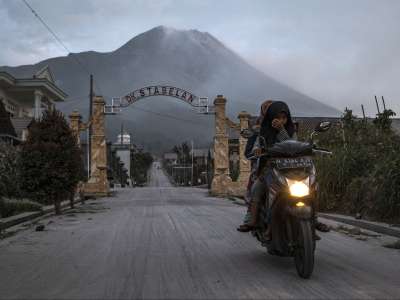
[116,25,229,59]
[151,25,178,33]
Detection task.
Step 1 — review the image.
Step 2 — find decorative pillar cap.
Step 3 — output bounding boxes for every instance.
[238,111,251,119]
[93,95,105,104]
[69,109,82,119]
[214,94,226,105]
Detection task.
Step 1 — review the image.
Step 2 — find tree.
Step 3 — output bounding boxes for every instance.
[0,143,21,199]
[131,151,153,185]
[19,109,84,214]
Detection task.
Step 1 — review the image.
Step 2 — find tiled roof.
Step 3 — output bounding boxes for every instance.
[190,148,210,157]
[227,127,240,139]
[164,152,178,160]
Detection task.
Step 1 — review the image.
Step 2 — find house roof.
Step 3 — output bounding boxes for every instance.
[164,152,178,160]
[35,65,55,83]
[227,127,240,139]
[391,119,400,134]
[190,148,211,157]
[0,66,67,101]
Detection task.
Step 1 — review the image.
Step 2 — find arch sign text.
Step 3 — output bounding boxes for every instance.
[121,85,199,107]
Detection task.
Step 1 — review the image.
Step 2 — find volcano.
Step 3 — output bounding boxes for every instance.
[0,26,339,151]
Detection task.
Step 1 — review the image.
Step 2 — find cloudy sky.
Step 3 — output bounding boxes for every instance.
[1,0,399,115]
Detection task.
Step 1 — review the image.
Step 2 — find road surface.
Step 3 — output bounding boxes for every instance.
[1,162,400,299]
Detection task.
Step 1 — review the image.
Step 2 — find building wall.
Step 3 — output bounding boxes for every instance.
[116,149,131,178]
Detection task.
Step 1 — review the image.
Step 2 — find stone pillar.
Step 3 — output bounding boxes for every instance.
[34,90,42,120]
[211,95,232,196]
[237,111,251,190]
[69,110,82,145]
[84,96,110,197]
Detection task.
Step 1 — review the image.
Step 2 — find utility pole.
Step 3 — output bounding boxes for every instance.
[191,140,194,186]
[120,122,124,145]
[87,74,93,179]
[381,96,387,111]
[375,95,381,114]
[361,104,366,121]
[183,153,186,186]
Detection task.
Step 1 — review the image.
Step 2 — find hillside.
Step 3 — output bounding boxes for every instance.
[0,26,339,151]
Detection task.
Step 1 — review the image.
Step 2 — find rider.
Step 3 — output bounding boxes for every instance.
[238,101,296,234]
[237,100,272,231]
[237,101,330,238]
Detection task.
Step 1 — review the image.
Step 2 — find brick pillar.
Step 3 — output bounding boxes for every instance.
[211,95,232,196]
[84,96,109,197]
[237,111,251,190]
[69,110,82,145]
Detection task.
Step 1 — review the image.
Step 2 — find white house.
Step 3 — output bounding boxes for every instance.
[0,66,67,141]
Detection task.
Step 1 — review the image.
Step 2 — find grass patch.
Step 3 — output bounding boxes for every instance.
[0,199,42,218]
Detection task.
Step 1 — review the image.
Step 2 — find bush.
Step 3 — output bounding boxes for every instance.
[131,152,153,185]
[0,198,42,218]
[314,109,400,222]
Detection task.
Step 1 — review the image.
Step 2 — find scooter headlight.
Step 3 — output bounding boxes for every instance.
[286,178,310,198]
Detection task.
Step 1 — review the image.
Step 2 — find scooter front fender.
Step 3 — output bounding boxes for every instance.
[286,205,313,220]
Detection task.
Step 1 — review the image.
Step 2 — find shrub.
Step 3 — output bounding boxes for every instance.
[314,108,400,222]
[0,198,42,218]
[131,151,153,185]
[19,109,84,214]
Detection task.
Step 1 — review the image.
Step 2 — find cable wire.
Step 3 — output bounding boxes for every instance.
[21,0,103,96]
[129,106,210,127]
[21,1,211,129]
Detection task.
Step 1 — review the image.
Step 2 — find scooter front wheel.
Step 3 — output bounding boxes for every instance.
[294,219,315,279]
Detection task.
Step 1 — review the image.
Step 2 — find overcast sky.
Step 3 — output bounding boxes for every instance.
[1,0,399,115]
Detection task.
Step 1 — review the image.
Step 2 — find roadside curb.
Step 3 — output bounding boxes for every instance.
[0,199,85,231]
[229,197,400,239]
[319,213,400,239]
[231,197,247,206]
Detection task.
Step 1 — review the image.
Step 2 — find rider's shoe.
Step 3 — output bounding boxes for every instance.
[237,224,255,232]
[315,221,330,232]
[263,226,272,241]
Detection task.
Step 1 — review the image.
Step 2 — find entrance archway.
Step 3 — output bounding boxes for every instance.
[69,87,251,197]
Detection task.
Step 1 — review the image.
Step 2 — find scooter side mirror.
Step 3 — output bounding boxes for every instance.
[315,121,331,133]
[310,121,332,142]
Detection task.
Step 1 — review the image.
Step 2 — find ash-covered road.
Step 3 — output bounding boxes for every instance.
[1,162,399,299]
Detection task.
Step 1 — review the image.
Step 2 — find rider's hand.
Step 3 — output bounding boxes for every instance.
[254,147,263,157]
[272,118,283,130]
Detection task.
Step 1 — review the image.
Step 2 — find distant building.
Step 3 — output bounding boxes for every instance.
[112,131,136,186]
[0,66,67,141]
[190,148,211,166]
[163,152,178,165]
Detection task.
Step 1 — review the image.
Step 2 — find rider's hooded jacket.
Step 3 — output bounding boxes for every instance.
[260,101,296,146]
[257,101,297,173]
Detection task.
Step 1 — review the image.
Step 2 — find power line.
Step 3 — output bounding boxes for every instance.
[21,0,103,95]
[129,106,210,127]
[21,1,210,129]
